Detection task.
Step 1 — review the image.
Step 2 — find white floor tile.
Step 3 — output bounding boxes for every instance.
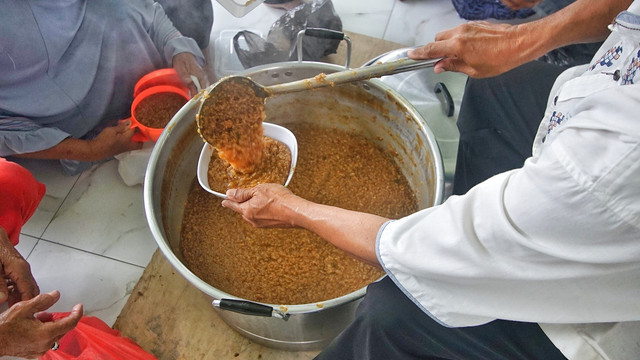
[26,240,144,327]
[41,160,157,267]
[211,1,283,41]
[14,234,38,259]
[207,0,400,80]
[331,0,396,39]
[211,0,395,41]
[384,0,466,46]
[11,158,79,239]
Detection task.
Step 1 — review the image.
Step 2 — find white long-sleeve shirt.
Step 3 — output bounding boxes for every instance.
[377,3,640,359]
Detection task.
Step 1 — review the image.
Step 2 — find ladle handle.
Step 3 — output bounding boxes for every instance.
[264,57,442,96]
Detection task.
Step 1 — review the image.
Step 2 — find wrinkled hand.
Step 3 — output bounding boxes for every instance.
[408,21,526,78]
[0,228,38,306]
[501,0,543,10]
[173,52,209,97]
[221,184,298,228]
[0,290,82,358]
[87,120,142,161]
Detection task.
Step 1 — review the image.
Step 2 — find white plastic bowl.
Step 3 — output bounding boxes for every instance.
[197,122,298,199]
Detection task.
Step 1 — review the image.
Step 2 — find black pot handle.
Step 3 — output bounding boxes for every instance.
[295,28,352,68]
[212,299,289,320]
[434,82,455,117]
[303,28,345,40]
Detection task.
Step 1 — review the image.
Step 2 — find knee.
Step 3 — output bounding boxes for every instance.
[356,278,413,332]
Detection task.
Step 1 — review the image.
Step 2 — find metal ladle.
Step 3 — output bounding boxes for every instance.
[199,57,442,105]
[195,56,441,154]
[195,57,441,198]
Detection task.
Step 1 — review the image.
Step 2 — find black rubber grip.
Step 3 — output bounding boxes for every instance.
[434,82,455,117]
[304,28,345,40]
[218,299,274,317]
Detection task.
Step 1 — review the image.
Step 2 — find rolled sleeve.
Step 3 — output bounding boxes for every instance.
[377,126,640,327]
[164,36,205,67]
[0,119,70,156]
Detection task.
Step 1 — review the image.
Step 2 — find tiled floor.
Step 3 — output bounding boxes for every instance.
[6,0,467,358]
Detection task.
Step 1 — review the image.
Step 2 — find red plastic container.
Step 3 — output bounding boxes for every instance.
[128,69,190,142]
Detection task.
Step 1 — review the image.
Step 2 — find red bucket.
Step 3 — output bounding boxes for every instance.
[128,69,189,142]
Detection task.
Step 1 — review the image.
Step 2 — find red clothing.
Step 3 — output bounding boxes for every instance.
[0,157,45,245]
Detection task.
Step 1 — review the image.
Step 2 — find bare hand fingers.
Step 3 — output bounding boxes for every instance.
[173,53,209,97]
[14,270,39,303]
[0,255,39,303]
[42,303,83,337]
[19,291,60,317]
[0,275,8,303]
[116,119,133,134]
[224,188,255,203]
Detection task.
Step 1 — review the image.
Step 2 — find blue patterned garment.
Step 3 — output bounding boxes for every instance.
[451,0,535,20]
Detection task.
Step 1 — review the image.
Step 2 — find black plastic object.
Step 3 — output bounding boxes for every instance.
[218,299,274,317]
[434,82,455,117]
[234,0,342,68]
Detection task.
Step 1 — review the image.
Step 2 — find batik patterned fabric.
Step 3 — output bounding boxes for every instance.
[622,49,640,84]
[451,0,535,20]
[546,111,566,134]
[588,45,623,71]
[545,10,640,139]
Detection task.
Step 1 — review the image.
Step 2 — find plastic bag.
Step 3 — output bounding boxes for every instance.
[234,0,342,68]
[40,314,156,360]
[114,142,154,186]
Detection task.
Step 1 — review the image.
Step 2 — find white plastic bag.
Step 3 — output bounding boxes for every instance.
[114,142,155,186]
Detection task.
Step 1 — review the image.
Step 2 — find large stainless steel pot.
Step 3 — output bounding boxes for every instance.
[143,61,445,351]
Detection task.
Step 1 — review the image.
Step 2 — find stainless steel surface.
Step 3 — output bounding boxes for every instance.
[199,56,441,114]
[364,47,468,197]
[264,57,441,95]
[144,61,445,351]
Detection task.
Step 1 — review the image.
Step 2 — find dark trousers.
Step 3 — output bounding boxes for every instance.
[452,60,567,195]
[316,277,568,360]
[316,61,573,359]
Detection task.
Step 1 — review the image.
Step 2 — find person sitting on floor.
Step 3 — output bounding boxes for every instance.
[0,157,83,358]
[0,0,209,175]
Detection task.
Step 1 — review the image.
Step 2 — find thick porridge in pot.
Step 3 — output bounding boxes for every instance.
[180,122,418,305]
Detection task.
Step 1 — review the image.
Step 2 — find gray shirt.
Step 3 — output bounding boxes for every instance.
[0,0,203,171]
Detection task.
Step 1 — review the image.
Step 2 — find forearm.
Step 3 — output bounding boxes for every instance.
[515,0,631,63]
[224,185,390,268]
[13,137,97,162]
[284,197,388,268]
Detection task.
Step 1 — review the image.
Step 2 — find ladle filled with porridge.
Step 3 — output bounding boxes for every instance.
[195,77,298,199]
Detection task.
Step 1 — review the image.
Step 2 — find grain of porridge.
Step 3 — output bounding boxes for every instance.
[207,136,291,192]
[134,92,186,129]
[180,122,417,305]
[197,80,265,173]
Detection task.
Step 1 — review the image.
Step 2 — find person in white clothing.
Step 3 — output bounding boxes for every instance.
[221,1,640,359]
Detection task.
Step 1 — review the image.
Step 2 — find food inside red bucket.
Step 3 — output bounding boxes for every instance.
[134,91,188,129]
[129,69,190,142]
[129,85,189,142]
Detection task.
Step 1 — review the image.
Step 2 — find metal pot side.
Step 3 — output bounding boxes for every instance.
[143,61,445,351]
